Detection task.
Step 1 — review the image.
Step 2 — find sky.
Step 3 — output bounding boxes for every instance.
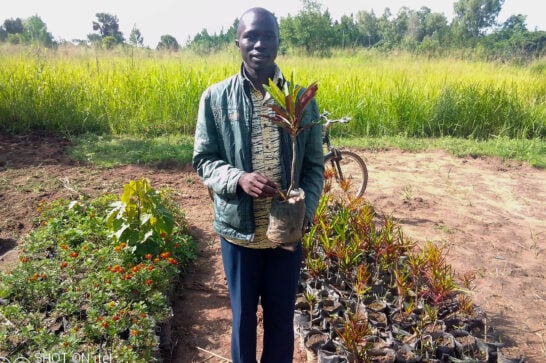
[2,0,545,48]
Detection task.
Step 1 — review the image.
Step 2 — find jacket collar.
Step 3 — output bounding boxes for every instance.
[240,63,285,94]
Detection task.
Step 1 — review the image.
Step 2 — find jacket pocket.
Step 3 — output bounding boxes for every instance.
[213,194,242,227]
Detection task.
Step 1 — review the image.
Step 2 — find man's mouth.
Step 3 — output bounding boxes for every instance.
[251,53,268,61]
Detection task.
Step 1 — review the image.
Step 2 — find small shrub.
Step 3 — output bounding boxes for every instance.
[0,179,196,362]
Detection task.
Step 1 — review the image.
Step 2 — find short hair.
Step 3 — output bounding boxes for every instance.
[237,7,279,37]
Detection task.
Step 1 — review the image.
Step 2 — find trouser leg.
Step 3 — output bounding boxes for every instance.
[260,243,303,363]
[221,237,262,363]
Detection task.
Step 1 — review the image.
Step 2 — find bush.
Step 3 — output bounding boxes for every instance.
[0,178,196,362]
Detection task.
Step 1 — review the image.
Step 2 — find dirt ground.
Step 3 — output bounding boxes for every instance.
[0,132,544,363]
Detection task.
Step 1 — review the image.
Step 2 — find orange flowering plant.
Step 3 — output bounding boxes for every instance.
[0,180,196,362]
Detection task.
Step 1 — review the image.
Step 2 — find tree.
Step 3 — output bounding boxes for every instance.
[481,14,540,60]
[394,7,411,41]
[356,10,379,47]
[416,11,450,55]
[219,18,238,45]
[101,36,118,49]
[189,29,214,53]
[279,15,297,53]
[156,34,179,51]
[283,0,336,55]
[334,14,360,48]
[3,18,24,34]
[423,11,449,40]
[452,0,505,41]
[376,8,397,49]
[501,14,528,34]
[24,15,54,46]
[400,7,448,50]
[2,18,24,44]
[87,33,102,45]
[90,13,124,44]
[129,24,144,47]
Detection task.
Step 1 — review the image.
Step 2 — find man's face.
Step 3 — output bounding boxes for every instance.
[236,11,279,74]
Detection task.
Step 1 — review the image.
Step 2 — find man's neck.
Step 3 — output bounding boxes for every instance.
[243,65,275,94]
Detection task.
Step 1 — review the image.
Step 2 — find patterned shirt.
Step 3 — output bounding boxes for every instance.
[228,67,283,249]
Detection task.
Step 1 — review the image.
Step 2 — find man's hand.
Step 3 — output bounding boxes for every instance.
[238,172,279,198]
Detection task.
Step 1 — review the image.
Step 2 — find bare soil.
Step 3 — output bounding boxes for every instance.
[0,132,544,363]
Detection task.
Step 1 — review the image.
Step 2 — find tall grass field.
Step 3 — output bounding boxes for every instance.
[1,45,545,141]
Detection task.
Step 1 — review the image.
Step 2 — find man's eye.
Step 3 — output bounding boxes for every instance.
[244,33,275,43]
[244,33,257,41]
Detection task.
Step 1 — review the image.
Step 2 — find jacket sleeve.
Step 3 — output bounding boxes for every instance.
[192,88,244,197]
[299,98,324,221]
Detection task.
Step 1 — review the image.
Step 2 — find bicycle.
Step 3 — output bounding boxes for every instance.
[321,111,368,198]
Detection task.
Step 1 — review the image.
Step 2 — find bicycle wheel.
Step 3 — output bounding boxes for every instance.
[324,150,368,198]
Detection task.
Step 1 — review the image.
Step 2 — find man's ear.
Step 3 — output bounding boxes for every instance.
[235,39,240,48]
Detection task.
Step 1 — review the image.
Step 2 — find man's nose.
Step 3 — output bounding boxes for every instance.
[254,39,265,48]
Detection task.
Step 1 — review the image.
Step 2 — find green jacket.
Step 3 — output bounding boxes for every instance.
[192,68,324,242]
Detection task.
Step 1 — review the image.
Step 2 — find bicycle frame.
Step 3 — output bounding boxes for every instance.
[320,111,368,197]
[324,148,346,180]
[322,119,341,175]
[321,112,347,161]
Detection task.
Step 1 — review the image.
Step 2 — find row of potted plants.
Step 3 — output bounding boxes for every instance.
[296,187,520,363]
[0,178,196,362]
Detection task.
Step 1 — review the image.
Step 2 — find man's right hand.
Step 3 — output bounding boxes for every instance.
[238,172,279,199]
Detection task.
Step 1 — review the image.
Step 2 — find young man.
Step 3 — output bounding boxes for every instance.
[192,7,324,362]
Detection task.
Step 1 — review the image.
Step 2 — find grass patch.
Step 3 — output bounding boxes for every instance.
[69,133,194,167]
[338,135,546,168]
[69,133,545,169]
[1,48,544,140]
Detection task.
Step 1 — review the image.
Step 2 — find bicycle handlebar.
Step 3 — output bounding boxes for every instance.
[320,111,351,130]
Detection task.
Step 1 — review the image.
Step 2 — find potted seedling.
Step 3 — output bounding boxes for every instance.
[262,71,319,247]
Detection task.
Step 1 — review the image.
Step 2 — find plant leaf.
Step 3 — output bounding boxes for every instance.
[263,79,286,109]
[295,82,318,123]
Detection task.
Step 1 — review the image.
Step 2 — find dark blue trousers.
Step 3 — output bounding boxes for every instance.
[220,237,302,363]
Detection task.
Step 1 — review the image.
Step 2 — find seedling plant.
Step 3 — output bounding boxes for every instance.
[297,188,506,362]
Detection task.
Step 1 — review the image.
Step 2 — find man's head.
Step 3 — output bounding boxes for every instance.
[236,7,279,77]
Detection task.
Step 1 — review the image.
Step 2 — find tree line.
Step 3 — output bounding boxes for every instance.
[0,13,179,51]
[2,0,545,62]
[189,0,546,62]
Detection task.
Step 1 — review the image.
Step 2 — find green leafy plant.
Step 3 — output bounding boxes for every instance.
[335,311,373,363]
[262,71,318,198]
[418,242,458,305]
[106,177,176,258]
[304,291,318,325]
[353,264,371,304]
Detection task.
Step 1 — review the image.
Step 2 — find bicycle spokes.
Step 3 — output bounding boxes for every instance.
[323,150,368,199]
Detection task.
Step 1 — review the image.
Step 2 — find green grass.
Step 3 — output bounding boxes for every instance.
[287,52,546,140]
[1,45,544,168]
[67,134,546,169]
[69,133,194,167]
[338,135,546,168]
[1,46,544,140]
